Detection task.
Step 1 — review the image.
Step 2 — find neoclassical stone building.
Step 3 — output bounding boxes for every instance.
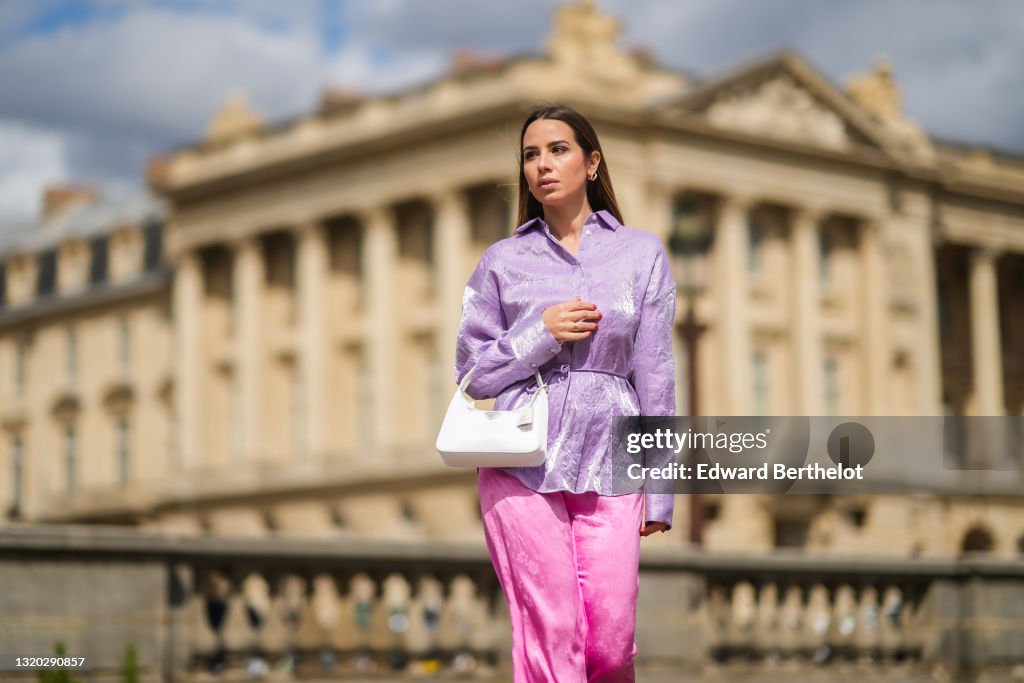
[1,1,1022,556]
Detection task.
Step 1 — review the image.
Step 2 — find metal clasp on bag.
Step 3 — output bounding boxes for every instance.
[459,365,545,427]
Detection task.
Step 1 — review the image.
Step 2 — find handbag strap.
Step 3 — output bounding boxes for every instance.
[459,364,546,404]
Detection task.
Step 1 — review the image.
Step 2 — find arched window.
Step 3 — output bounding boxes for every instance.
[961,526,994,553]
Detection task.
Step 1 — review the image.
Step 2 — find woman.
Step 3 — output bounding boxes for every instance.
[454,104,676,682]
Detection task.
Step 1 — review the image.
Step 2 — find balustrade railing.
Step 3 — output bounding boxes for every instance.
[1,526,1022,681]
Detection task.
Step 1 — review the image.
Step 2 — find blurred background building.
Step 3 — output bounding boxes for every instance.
[2,0,1021,555]
[0,1,1022,679]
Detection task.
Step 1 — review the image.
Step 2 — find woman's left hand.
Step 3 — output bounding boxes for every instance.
[639,522,670,537]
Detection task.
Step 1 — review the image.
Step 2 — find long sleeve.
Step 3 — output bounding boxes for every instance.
[455,249,563,399]
[632,243,677,528]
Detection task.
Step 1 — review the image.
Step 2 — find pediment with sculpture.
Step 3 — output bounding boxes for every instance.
[658,52,934,163]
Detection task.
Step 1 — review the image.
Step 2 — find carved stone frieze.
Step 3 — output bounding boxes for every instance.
[705,74,851,151]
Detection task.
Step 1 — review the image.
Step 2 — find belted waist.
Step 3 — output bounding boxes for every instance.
[524,365,629,393]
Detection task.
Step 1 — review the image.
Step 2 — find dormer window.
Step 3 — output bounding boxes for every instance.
[89,236,109,285]
[37,249,57,297]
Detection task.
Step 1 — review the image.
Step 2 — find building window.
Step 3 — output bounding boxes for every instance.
[118,317,131,377]
[116,418,130,485]
[937,278,949,334]
[170,407,180,469]
[357,351,372,452]
[89,236,109,285]
[9,435,23,517]
[469,191,508,249]
[37,249,57,297]
[14,338,26,397]
[824,356,840,416]
[230,372,242,461]
[818,230,832,287]
[292,363,302,455]
[66,328,78,388]
[432,340,445,421]
[961,526,994,554]
[774,517,809,548]
[747,214,763,278]
[64,425,76,494]
[143,221,163,272]
[752,349,769,416]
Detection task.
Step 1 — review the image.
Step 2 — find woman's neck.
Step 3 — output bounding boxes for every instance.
[543,197,594,241]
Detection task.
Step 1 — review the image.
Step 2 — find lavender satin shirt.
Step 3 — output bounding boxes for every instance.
[454,209,677,528]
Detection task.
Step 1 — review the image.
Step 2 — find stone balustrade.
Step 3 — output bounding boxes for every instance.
[0,525,1022,682]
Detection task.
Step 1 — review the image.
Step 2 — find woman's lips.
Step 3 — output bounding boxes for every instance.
[538,179,558,189]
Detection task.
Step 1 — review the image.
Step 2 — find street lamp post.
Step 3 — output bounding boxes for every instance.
[668,196,712,548]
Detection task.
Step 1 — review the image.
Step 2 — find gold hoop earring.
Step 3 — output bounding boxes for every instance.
[589,172,597,181]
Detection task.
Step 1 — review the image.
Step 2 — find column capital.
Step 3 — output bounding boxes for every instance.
[173,247,202,270]
[969,244,1004,265]
[790,204,830,225]
[856,217,887,248]
[859,215,885,232]
[293,217,326,238]
[431,186,470,209]
[646,181,682,200]
[718,193,758,212]
[358,205,396,229]
[225,231,264,252]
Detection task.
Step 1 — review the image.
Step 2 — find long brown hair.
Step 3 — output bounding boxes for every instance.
[516,104,624,227]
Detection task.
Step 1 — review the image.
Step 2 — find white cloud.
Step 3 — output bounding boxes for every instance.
[0,120,68,227]
[0,5,333,226]
[0,8,325,140]
[323,41,448,95]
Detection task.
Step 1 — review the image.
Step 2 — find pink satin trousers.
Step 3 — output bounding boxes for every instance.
[477,466,643,682]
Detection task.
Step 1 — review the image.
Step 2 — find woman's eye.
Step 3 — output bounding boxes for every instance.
[523,151,536,160]
[553,146,567,153]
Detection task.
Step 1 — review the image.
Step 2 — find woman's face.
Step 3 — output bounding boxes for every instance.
[522,118,600,211]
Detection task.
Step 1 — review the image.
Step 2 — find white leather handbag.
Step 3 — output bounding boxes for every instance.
[436,365,548,467]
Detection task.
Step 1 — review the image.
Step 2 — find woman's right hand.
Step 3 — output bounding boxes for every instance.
[543,295,602,343]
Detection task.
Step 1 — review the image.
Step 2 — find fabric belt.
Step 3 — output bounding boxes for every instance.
[524,365,629,393]
[570,367,629,381]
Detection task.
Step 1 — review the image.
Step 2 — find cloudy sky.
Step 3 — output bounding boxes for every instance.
[1,0,1021,231]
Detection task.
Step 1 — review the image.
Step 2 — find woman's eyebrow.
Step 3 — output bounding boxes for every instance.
[522,139,571,151]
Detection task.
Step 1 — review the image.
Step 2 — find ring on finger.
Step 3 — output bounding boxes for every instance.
[573,320,579,331]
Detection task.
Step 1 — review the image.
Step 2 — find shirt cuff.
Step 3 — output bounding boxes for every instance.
[508,311,562,372]
[644,491,674,529]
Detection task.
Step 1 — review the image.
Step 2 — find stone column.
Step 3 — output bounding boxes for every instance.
[297,220,329,459]
[362,206,398,455]
[716,195,752,415]
[791,207,825,415]
[432,189,471,384]
[173,249,202,470]
[968,247,1004,415]
[897,201,942,417]
[233,235,264,460]
[861,219,888,415]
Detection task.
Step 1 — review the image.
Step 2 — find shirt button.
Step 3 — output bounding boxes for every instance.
[585,229,592,235]
[549,348,558,353]
[530,363,537,368]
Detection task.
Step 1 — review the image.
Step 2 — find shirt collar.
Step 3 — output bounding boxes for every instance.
[514,209,621,235]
